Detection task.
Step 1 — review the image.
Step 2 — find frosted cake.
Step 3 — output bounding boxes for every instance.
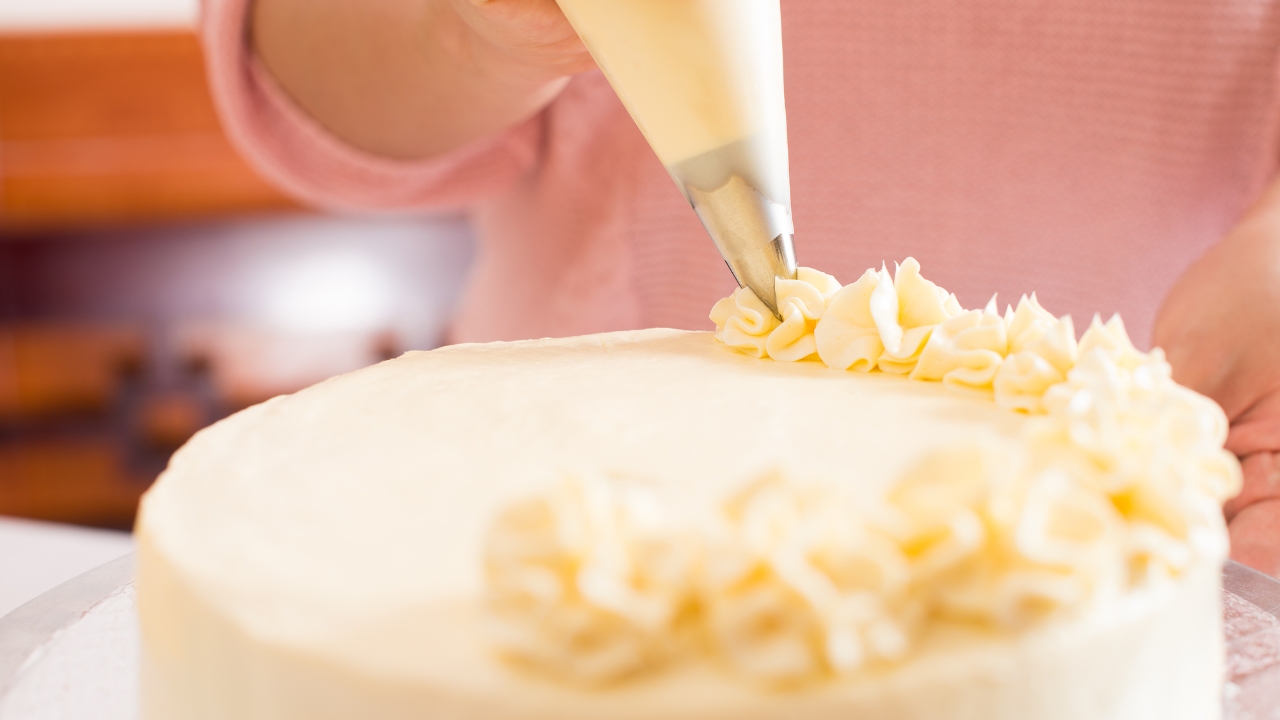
[136,259,1239,719]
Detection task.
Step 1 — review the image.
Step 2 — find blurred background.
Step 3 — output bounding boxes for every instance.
[0,0,474,532]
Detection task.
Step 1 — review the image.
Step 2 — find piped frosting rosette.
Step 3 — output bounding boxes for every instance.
[484,475,699,683]
[484,259,1240,686]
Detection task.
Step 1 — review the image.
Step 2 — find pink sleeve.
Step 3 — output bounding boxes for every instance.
[200,0,543,211]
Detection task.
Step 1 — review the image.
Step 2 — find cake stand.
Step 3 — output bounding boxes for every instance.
[1,556,1278,719]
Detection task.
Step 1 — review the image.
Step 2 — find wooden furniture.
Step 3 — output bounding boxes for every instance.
[0,323,153,529]
[0,324,145,420]
[0,26,309,528]
[0,30,297,230]
[0,439,143,529]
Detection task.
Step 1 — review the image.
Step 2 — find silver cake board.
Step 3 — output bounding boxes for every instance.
[1,556,1277,719]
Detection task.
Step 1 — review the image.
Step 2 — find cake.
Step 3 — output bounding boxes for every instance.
[136,259,1240,719]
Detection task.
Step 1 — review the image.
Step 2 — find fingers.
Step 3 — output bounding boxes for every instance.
[1226,393,1280,457]
[1224,452,1280,521]
[1152,183,1280,420]
[1230,498,1280,578]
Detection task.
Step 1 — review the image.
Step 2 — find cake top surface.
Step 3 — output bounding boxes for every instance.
[138,259,1240,694]
[142,328,1024,633]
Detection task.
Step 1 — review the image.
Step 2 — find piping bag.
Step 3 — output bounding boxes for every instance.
[555,0,797,317]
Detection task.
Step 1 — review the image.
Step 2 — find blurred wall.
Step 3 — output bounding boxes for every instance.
[0,8,475,529]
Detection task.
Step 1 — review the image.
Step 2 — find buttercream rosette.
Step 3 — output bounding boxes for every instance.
[484,259,1240,686]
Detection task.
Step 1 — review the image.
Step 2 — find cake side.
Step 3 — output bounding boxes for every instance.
[138,531,1221,720]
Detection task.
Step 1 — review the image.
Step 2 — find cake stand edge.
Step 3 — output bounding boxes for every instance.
[0,553,135,695]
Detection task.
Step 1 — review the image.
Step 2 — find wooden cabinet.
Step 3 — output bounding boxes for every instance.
[0,30,297,229]
[0,27,303,527]
[0,439,144,529]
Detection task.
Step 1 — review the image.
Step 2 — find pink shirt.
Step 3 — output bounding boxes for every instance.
[202,0,1280,347]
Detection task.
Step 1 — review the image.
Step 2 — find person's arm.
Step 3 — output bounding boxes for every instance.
[1153,175,1280,576]
[250,0,595,160]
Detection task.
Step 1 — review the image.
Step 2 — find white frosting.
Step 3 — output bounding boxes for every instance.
[488,411,1235,685]
[469,258,1243,687]
[700,476,920,681]
[485,474,696,683]
[767,269,842,361]
[799,260,965,374]
[136,321,1236,719]
[710,267,840,361]
[708,286,777,359]
[874,259,965,374]
[812,268,883,371]
[993,295,1078,413]
[910,298,1007,397]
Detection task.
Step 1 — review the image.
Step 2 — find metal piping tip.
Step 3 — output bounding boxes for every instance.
[725,232,796,318]
[688,175,797,319]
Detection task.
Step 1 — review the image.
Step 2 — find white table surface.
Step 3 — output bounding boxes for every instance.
[0,517,132,620]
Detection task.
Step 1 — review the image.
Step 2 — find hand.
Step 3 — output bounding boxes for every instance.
[1154,176,1280,577]
[253,0,594,159]
[1225,453,1280,576]
[448,0,595,78]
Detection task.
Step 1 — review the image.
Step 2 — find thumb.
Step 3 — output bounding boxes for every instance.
[1224,452,1280,521]
[1227,392,1280,457]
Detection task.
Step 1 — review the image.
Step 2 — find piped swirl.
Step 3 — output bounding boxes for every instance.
[484,259,1240,686]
